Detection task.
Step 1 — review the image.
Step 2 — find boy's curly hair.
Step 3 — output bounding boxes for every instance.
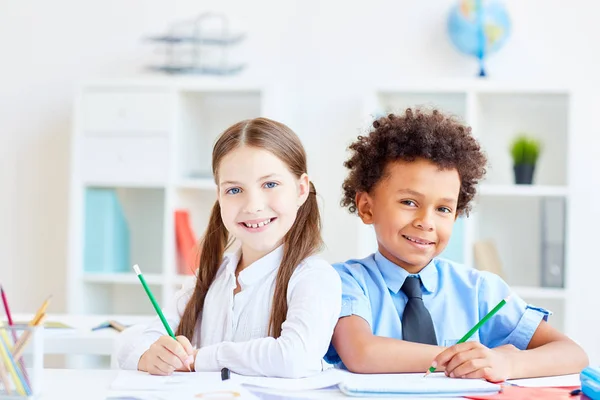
[341,108,487,217]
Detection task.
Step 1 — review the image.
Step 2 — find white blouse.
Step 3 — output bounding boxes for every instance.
[117,245,342,378]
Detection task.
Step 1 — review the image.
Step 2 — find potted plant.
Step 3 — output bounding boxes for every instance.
[510,134,541,185]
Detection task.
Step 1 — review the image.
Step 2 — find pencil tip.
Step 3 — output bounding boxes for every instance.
[505,294,512,302]
[133,264,141,275]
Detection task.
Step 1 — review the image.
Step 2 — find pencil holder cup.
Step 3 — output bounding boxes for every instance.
[0,325,44,399]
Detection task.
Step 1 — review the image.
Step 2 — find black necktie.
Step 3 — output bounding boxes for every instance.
[400,276,438,345]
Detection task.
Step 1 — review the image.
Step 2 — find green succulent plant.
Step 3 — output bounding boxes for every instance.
[510,134,541,166]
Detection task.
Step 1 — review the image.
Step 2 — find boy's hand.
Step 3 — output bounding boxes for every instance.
[433,342,514,383]
[138,335,196,375]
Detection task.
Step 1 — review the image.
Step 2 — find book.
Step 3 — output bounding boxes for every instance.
[91,320,129,332]
[174,210,200,276]
[473,240,506,279]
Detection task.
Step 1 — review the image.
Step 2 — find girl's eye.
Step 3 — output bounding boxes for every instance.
[264,182,278,189]
[226,187,241,195]
[438,207,452,213]
[401,200,417,207]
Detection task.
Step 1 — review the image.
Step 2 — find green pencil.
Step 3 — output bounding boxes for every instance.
[133,264,175,339]
[425,295,511,376]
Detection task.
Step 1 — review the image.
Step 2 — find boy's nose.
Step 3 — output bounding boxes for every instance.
[414,211,434,231]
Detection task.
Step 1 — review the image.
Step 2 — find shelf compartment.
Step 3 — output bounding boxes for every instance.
[475,92,569,186]
[171,187,216,276]
[82,187,165,275]
[472,196,566,289]
[176,91,262,180]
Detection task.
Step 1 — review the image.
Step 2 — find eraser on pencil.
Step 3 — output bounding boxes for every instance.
[221,367,230,381]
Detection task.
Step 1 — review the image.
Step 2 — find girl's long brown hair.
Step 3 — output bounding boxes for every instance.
[176,117,322,340]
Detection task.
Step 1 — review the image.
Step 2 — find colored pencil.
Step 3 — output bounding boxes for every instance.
[0,286,32,388]
[0,286,17,342]
[0,359,12,395]
[133,264,192,371]
[424,295,511,377]
[12,296,51,356]
[0,331,28,395]
[13,314,46,362]
[133,265,175,338]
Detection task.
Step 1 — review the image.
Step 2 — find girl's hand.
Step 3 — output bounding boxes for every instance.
[138,335,196,375]
[433,342,515,383]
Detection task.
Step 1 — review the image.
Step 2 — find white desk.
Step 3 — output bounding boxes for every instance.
[35,369,581,400]
[12,314,152,356]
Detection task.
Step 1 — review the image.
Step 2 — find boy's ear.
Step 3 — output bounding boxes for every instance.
[356,192,374,225]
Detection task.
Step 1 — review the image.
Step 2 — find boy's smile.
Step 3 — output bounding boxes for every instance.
[356,158,461,274]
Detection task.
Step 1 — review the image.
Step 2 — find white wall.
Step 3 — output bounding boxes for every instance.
[1,0,600,361]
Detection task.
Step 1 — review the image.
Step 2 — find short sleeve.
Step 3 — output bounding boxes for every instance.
[334,262,373,325]
[324,262,372,366]
[477,272,551,350]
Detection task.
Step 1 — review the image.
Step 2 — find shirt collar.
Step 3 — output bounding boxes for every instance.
[236,244,284,288]
[374,251,439,294]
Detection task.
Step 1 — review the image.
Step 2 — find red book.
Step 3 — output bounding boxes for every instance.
[175,210,200,275]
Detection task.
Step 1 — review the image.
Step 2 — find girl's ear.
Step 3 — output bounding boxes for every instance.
[297,173,310,208]
[356,192,374,224]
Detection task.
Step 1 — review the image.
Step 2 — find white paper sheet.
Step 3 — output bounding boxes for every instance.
[109,371,259,399]
[508,373,580,387]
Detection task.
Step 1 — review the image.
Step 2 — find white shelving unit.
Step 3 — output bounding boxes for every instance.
[358,81,573,334]
[67,77,281,317]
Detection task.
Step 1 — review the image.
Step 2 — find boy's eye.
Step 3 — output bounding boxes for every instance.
[400,200,417,207]
[225,187,241,195]
[264,182,278,189]
[438,206,452,213]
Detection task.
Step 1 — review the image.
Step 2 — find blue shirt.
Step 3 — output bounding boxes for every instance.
[325,252,550,366]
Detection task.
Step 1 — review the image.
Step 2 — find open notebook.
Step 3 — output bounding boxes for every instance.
[338,372,501,397]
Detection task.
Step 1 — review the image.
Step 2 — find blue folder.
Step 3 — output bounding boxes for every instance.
[83,188,130,273]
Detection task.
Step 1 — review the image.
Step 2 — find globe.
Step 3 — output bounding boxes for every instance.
[447,0,511,77]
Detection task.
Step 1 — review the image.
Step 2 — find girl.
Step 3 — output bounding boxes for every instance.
[117,117,342,378]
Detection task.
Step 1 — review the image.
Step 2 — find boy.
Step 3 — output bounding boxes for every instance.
[325,109,588,382]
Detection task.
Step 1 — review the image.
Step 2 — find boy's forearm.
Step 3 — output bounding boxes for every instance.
[349,336,445,373]
[508,340,589,379]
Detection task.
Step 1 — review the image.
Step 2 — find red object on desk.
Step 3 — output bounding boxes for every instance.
[464,385,581,400]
